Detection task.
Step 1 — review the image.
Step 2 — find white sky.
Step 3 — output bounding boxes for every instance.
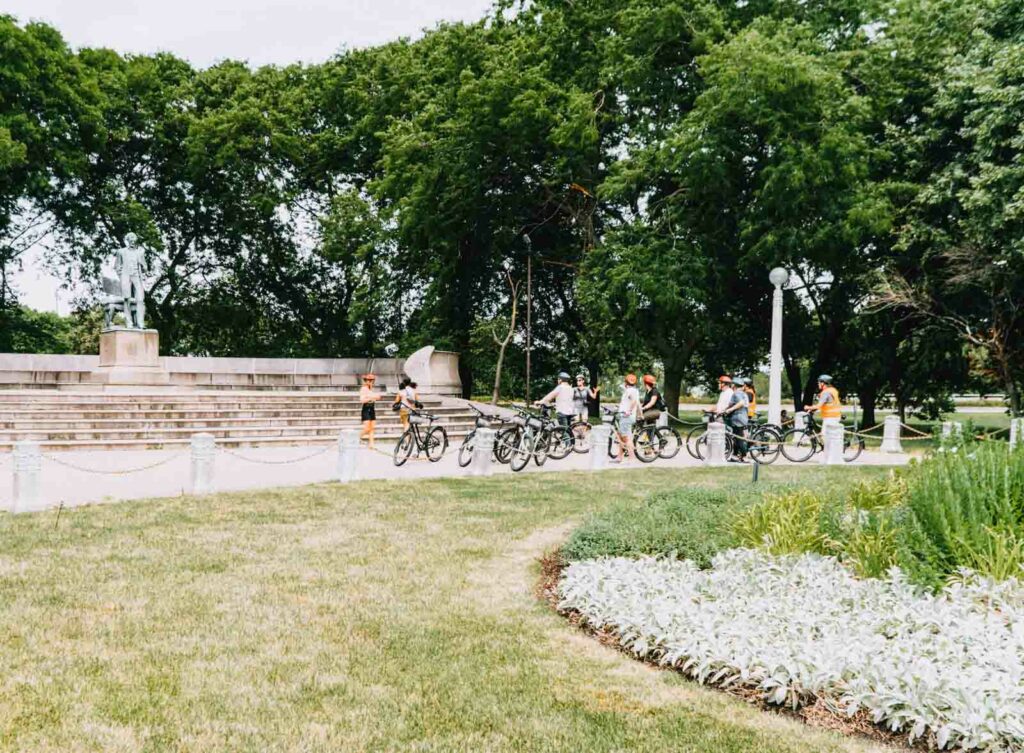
[7,0,494,312]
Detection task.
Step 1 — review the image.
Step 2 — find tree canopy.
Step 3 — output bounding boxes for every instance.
[0,0,1020,413]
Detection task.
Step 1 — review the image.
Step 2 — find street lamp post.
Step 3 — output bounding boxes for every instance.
[767,267,789,426]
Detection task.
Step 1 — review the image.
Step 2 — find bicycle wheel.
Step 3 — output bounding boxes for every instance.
[547,426,573,460]
[654,426,682,459]
[686,425,706,459]
[749,426,782,465]
[457,430,476,468]
[844,434,865,463]
[570,421,591,453]
[393,430,414,466]
[607,429,622,459]
[494,427,517,464]
[533,430,551,466]
[510,432,532,472]
[425,426,448,462]
[634,427,659,463]
[781,429,816,463]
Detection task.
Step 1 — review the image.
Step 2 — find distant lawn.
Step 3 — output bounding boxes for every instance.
[1,467,891,752]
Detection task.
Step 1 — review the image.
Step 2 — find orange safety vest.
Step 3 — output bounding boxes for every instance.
[819,386,842,419]
[745,388,757,419]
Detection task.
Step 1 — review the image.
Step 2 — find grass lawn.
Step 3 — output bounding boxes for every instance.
[0,466,895,752]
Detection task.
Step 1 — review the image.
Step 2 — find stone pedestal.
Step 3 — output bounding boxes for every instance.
[89,328,170,386]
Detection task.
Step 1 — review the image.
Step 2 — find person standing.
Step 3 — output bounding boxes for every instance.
[572,375,588,422]
[721,377,749,461]
[640,374,664,423]
[612,374,640,463]
[712,375,734,418]
[740,377,758,421]
[359,373,382,449]
[805,374,842,420]
[586,380,601,420]
[537,372,576,429]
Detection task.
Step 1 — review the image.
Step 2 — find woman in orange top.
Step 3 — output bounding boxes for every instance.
[359,373,382,448]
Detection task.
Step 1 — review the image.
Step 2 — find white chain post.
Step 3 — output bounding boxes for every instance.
[336,429,360,483]
[656,411,668,428]
[792,411,808,444]
[941,421,963,440]
[189,433,216,495]
[704,421,728,466]
[821,419,845,465]
[590,423,611,471]
[12,441,42,513]
[1010,418,1022,450]
[879,414,903,453]
[470,427,495,477]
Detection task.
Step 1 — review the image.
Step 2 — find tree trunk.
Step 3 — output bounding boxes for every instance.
[860,388,877,429]
[491,341,509,404]
[664,361,684,418]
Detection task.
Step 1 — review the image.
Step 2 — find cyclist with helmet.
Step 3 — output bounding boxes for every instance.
[723,377,750,461]
[712,375,734,418]
[640,374,665,423]
[537,371,576,430]
[612,373,640,462]
[805,374,842,421]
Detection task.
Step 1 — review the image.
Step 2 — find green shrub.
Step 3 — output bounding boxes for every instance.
[562,487,742,567]
[842,510,901,579]
[847,472,907,511]
[731,490,835,555]
[899,444,1024,583]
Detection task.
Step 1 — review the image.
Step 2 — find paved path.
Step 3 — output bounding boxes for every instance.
[0,439,912,512]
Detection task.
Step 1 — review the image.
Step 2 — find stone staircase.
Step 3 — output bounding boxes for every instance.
[0,391,476,451]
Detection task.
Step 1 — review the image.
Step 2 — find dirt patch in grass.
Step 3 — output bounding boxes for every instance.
[540,548,914,751]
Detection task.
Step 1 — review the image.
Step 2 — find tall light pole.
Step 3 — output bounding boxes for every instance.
[767,267,789,426]
[524,235,532,404]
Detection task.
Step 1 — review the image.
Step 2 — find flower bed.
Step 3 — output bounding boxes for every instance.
[558,550,1024,751]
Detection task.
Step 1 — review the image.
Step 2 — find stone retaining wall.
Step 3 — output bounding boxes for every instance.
[0,346,462,395]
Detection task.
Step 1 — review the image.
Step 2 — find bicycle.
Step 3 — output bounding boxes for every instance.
[639,413,683,460]
[393,409,449,466]
[780,413,865,463]
[535,404,575,461]
[603,408,659,463]
[508,405,551,472]
[458,404,507,468]
[691,411,783,464]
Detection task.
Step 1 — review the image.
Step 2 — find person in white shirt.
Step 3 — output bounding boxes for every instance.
[536,372,576,431]
[713,375,734,419]
[612,373,640,462]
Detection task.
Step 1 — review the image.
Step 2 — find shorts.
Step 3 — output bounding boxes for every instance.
[618,416,635,435]
[361,403,376,421]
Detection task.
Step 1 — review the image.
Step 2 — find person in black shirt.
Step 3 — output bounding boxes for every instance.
[640,374,664,423]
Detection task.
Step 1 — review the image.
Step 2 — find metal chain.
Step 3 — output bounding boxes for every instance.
[218,445,332,465]
[43,451,186,476]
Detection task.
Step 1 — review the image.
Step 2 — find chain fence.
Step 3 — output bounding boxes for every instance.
[42,451,186,476]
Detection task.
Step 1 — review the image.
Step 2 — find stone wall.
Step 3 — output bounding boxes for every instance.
[0,346,462,394]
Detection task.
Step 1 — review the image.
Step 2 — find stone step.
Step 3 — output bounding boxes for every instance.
[0,411,471,430]
[0,419,475,443]
[0,405,464,423]
[0,399,443,412]
[0,427,471,452]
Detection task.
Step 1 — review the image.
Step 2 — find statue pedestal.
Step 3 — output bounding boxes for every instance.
[89,328,170,386]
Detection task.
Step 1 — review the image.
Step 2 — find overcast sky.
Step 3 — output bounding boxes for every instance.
[8,0,494,312]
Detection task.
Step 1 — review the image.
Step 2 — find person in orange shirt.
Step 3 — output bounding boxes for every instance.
[805,374,842,420]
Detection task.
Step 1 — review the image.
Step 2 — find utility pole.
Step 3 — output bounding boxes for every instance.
[525,235,532,404]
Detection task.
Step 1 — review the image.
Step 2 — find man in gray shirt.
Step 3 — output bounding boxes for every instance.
[721,377,749,461]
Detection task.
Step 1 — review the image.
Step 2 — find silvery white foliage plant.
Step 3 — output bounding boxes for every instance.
[558,549,1024,751]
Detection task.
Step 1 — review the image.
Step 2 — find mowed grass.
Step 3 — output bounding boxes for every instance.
[0,466,893,752]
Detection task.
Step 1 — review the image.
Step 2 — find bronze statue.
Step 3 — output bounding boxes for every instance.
[113,233,147,329]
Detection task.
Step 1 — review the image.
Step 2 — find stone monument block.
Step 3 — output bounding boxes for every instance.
[90,328,170,386]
